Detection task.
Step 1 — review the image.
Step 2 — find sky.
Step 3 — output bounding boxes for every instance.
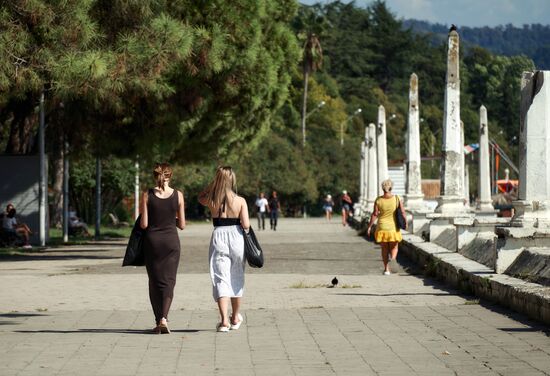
[300,0,550,27]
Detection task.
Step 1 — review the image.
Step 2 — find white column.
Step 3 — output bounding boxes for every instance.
[361,126,369,212]
[512,70,550,227]
[478,105,493,211]
[134,160,140,220]
[405,73,424,209]
[464,165,470,205]
[435,29,465,214]
[377,105,389,195]
[360,141,365,203]
[366,123,378,211]
[461,120,466,203]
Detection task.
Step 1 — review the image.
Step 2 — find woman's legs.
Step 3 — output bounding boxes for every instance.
[217,297,231,327]
[389,241,399,263]
[230,297,241,324]
[381,243,390,272]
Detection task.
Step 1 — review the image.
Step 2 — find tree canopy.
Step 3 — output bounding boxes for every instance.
[0,0,538,222]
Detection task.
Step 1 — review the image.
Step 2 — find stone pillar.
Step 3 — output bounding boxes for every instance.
[377,105,388,195]
[478,105,494,212]
[464,165,470,205]
[360,127,369,214]
[435,29,466,214]
[512,70,550,227]
[360,141,365,202]
[495,70,550,273]
[366,123,378,212]
[460,121,466,204]
[405,73,424,209]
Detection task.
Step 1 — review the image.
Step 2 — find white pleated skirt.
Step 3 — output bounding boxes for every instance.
[208,225,245,301]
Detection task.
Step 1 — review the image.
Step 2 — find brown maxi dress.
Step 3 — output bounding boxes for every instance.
[143,189,181,324]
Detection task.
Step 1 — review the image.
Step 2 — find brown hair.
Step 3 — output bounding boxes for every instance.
[204,166,236,209]
[153,162,173,191]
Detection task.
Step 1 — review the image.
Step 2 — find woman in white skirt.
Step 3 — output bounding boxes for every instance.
[199,166,250,332]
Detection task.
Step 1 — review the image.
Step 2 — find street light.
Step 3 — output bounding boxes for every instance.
[340,108,362,146]
[302,100,326,147]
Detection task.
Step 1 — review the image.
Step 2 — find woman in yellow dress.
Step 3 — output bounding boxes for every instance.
[367,179,407,275]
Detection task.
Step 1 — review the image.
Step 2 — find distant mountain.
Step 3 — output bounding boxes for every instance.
[403,20,550,69]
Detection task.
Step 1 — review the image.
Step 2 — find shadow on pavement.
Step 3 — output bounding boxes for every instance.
[0,313,48,318]
[14,328,202,334]
[334,292,458,297]
[0,254,121,262]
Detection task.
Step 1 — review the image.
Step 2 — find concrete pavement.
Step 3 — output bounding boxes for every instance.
[0,218,549,375]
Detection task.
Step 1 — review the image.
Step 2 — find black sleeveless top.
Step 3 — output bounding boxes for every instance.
[213,197,240,227]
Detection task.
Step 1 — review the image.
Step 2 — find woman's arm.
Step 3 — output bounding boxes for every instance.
[239,197,250,230]
[399,196,408,229]
[177,191,186,230]
[139,191,148,229]
[367,201,379,235]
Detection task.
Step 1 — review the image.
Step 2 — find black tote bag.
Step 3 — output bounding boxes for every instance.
[242,227,264,268]
[395,196,406,230]
[122,216,145,266]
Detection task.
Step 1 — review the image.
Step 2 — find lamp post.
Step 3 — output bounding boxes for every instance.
[339,108,362,146]
[302,100,326,147]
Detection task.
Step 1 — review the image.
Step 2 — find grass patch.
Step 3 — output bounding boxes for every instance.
[289,281,328,289]
[289,281,362,289]
[48,226,132,245]
[340,284,362,288]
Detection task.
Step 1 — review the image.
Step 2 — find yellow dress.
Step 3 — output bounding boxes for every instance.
[374,195,403,243]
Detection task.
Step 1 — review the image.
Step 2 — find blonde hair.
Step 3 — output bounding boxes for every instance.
[204,166,236,209]
[153,162,173,191]
[381,179,393,193]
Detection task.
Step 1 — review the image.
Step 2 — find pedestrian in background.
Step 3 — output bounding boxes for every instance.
[268,191,280,231]
[366,179,406,275]
[140,163,186,334]
[323,194,334,221]
[199,166,250,332]
[255,192,268,230]
[341,190,353,226]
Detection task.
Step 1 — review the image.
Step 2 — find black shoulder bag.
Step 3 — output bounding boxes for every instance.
[242,227,264,268]
[122,215,145,266]
[395,196,406,230]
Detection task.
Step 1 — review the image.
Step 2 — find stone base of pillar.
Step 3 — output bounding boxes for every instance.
[407,209,432,236]
[511,200,550,228]
[477,201,495,213]
[434,196,469,215]
[353,202,363,219]
[404,194,425,211]
[495,227,550,273]
[476,208,498,218]
[427,212,474,251]
[454,217,510,269]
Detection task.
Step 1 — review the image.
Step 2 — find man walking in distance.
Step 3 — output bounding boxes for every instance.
[255,192,268,230]
[269,191,281,231]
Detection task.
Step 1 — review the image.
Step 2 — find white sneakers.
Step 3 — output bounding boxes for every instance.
[383,271,391,276]
[230,313,243,330]
[216,323,230,333]
[216,313,244,333]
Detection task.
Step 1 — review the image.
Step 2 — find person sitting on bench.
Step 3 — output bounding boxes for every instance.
[2,204,32,248]
[69,206,91,236]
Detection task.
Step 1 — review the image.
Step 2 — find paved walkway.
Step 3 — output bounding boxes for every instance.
[0,218,548,375]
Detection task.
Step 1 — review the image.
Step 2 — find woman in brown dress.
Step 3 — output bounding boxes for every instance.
[140,163,185,334]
